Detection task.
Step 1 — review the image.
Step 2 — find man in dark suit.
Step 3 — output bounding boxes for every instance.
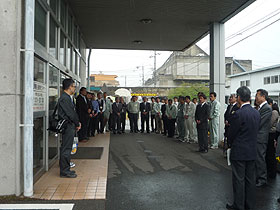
[224,94,239,153]
[120,97,127,133]
[255,89,272,187]
[112,97,123,134]
[140,97,151,133]
[58,79,81,178]
[195,93,210,153]
[226,86,260,210]
[96,92,105,134]
[76,87,90,142]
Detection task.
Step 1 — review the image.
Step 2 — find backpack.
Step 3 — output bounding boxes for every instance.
[48,103,68,136]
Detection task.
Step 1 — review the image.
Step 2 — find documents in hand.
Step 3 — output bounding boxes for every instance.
[227,149,231,166]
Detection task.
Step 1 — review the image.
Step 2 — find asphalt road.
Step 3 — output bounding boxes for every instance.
[106,132,280,210]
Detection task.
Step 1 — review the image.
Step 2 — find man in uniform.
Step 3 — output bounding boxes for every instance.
[184,96,196,143]
[128,96,140,133]
[209,92,221,149]
[112,97,123,134]
[166,99,177,138]
[153,97,162,134]
[150,97,157,132]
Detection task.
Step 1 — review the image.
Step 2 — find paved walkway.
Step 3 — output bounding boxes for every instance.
[33,133,110,200]
[107,132,280,210]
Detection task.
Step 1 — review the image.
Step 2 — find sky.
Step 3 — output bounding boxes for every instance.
[90,0,280,87]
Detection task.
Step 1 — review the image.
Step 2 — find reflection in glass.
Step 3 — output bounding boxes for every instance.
[33,117,44,175]
[34,57,44,83]
[67,42,73,71]
[60,32,66,65]
[49,17,57,59]
[35,1,46,47]
[60,0,66,28]
[49,65,59,160]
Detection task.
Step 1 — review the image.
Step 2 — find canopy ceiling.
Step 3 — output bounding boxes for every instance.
[68,0,255,51]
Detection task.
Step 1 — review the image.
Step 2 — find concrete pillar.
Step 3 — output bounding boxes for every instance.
[0,0,22,195]
[210,22,225,142]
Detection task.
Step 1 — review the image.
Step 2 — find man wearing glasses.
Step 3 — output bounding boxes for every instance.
[58,79,81,178]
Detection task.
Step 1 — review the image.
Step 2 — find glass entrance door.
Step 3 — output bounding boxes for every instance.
[48,65,59,163]
[33,56,47,177]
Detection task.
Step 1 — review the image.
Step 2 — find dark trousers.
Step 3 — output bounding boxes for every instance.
[266,133,277,178]
[113,114,121,132]
[141,113,150,132]
[89,116,98,136]
[167,119,176,137]
[120,113,126,132]
[87,117,93,136]
[197,128,208,151]
[98,112,104,133]
[151,114,156,132]
[109,113,114,130]
[162,115,168,135]
[60,124,75,175]
[231,160,256,210]
[130,113,138,132]
[256,142,268,185]
[78,117,88,141]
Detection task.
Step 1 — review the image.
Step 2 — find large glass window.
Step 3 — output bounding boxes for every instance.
[49,0,57,16]
[60,0,66,29]
[60,32,66,66]
[48,65,59,160]
[68,14,73,39]
[67,42,73,70]
[35,1,46,47]
[72,51,76,73]
[49,17,57,59]
[74,25,78,47]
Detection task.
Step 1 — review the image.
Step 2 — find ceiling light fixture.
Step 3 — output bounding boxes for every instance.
[140,19,153,24]
[133,40,143,44]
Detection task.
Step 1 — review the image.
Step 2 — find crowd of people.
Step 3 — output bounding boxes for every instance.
[58,78,280,210]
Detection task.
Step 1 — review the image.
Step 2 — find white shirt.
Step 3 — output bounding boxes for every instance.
[258,101,267,110]
[241,102,250,108]
[201,102,206,107]
[81,95,87,104]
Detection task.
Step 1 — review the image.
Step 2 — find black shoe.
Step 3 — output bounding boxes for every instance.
[141,131,144,133]
[70,170,76,174]
[60,173,77,178]
[122,131,125,133]
[196,149,204,152]
[113,131,116,134]
[226,204,236,209]
[202,149,208,153]
[277,198,280,203]
[118,132,122,134]
[130,130,133,133]
[147,131,150,134]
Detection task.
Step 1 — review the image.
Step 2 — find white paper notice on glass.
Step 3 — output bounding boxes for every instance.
[227,149,231,166]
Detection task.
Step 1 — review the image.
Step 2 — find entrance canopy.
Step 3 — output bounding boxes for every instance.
[69,0,254,51]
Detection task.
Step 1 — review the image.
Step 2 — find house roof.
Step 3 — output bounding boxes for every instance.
[228,64,280,78]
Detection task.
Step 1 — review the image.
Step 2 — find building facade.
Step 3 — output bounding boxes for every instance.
[145,45,252,87]
[90,74,120,87]
[0,0,87,195]
[226,64,280,104]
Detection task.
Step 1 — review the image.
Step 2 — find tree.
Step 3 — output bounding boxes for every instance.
[168,82,209,99]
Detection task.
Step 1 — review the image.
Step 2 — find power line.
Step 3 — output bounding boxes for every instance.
[226,17,280,50]
[226,8,280,41]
